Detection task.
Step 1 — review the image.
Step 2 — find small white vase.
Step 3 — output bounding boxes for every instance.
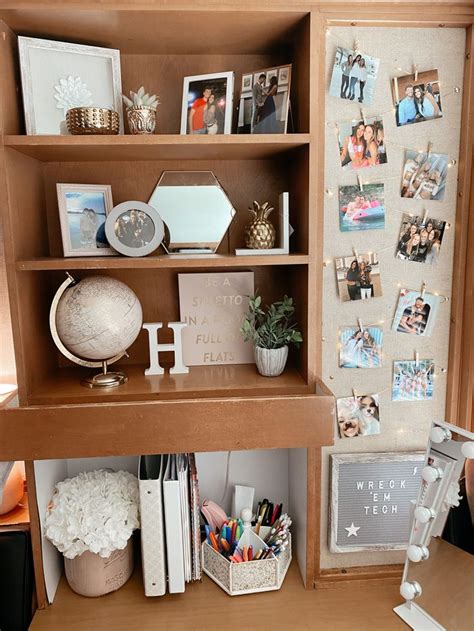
[64,538,134,597]
[254,345,289,377]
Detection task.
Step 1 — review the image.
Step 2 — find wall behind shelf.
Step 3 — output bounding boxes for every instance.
[321,27,466,569]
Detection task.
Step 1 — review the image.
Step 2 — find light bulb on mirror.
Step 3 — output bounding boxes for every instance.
[400,581,422,601]
[407,544,430,563]
[461,441,474,459]
[430,426,452,444]
[421,465,443,483]
[414,505,436,523]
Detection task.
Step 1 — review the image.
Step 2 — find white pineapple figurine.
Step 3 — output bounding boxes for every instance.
[122,87,160,134]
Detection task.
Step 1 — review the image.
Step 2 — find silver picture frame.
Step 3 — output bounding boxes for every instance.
[105,200,164,257]
[18,36,123,135]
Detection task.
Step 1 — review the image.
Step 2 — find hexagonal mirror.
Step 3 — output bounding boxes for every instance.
[148,171,236,254]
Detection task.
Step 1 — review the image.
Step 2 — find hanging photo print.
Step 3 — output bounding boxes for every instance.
[337,116,387,169]
[339,326,383,368]
[237,64,291,134]
[392,70,442,127]
[339,183,385,232]
[392,288,442,337]
[329,46,380,105]
[396,213,446,264]
[392,359,435,401]
[336,394,380,439]
[401,150,448,201]
[335,252,382,302]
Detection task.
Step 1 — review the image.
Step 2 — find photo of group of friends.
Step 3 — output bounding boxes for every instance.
[396,213,446,265]
[336,394,381,439]
[392,359,435,401]
[238,64,291,134]
[329,46,380,105]
[335,252,382,302]
[338,117,387,170]
[392,288,442,338]
[392,70,442,127]
[339,183,385,232]
[339,326,383,368]
[401,150,448,201]
[114,209,155,249]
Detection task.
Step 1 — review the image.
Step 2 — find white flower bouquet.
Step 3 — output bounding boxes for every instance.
[45,470,140,559]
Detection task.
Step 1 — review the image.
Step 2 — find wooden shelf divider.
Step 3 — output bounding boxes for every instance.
[16,253,310,271]
[3,134,311,162]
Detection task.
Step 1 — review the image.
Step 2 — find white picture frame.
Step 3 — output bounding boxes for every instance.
[105,201,165,258]
[56,184,115,257]
[18,36,123,135]
[180,71,234,135]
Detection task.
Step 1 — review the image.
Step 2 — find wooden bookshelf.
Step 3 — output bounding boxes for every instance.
[0,2,472,625]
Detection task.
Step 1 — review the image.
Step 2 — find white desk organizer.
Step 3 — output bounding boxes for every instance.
[202,526,291,596]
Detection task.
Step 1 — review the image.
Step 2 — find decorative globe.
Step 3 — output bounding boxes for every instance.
[55,276,143,361]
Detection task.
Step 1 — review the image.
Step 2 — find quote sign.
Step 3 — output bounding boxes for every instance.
[178,272,255,366]
[330,452,425,552]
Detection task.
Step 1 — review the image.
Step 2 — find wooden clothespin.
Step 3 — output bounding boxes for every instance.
[357,318,364,332]
[421,281,426,298]
[353,39,360,53]
[360,108,367,125]
[415,351,419,367]
[422,208,429,225]
[427,141,433,156]
[357,174,363,192]
[352,246,359,260]
[352,388,358,402]
[413,64,419,82]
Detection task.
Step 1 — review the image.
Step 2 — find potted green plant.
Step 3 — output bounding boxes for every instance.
[241,294,303,377]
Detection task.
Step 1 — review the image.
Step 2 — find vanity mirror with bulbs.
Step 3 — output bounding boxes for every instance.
[394,421,474,631]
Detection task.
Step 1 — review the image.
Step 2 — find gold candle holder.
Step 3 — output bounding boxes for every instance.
[66,107,120,135]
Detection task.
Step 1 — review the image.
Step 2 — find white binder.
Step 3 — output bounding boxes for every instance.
[138,454,167,596]
[177,454,192,582]
[163,454,185,593]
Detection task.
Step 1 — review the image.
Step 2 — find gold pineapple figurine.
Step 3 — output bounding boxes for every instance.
[244,200,276,249]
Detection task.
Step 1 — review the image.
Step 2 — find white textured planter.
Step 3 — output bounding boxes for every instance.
[254,345,289,377]
[64,539,134,597]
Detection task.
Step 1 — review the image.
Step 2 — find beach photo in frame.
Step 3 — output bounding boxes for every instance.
[18,36,123,135]
[180,71,234,135]
[56,183,115,257]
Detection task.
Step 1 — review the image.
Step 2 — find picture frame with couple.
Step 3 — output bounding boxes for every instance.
[392,69,442,127]
[181,72,234,135]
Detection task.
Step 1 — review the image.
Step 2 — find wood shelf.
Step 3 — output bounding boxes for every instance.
[0,387,334,461]
[29,562,406,631]
[16,253,310,271]
[28,363,311,405]
[3,134,311,162]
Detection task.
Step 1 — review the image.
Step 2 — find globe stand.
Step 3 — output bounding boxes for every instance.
[81,361,128,389]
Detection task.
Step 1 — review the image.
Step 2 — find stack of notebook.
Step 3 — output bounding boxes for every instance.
[138,453,201,596]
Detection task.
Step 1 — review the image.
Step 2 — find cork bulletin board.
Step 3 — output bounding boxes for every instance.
[321,27,466,569]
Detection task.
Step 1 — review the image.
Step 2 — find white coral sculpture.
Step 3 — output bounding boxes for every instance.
[54,76,93,115]
[122,86,160,110]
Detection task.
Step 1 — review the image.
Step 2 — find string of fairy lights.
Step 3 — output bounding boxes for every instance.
[323,29,455,415]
